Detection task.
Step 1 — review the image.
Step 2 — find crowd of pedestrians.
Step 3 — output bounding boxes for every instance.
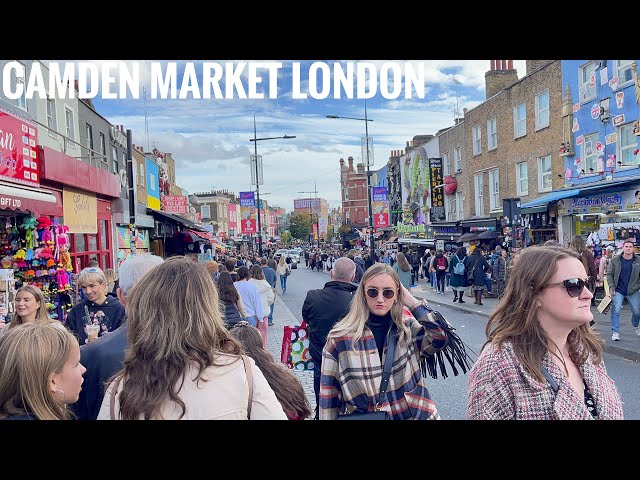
[0,238,629,420]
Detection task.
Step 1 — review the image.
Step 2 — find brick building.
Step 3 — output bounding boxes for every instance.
[340,156,368,228]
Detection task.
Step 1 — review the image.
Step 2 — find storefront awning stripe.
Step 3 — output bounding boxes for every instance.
[0,181,57,203]
[520,179,637,209]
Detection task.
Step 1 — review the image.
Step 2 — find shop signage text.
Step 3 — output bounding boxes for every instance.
[558,193,622,214]
[0,196,21,208]
[397,222,425,233]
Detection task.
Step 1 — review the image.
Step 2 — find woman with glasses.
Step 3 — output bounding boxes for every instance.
[467,245,623,420]
[319,263,451,420]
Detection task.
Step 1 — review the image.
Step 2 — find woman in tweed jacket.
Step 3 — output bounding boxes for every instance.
[319,263,448,420]
[467,246,623,420]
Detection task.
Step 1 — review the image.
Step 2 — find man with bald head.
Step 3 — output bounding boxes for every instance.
[301,256,357,418]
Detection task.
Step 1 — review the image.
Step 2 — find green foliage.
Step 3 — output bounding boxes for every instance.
[280,231,292,244]
[289,211,311,240]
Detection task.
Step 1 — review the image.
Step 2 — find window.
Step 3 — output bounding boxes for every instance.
[85,123,94,159]
[579,61,597,103]
[487,118,497,150]
[618,123,637,166]
[472,125,482,155]
[489,168,500,211]
[474,173,484,216]
[139,163,145,187]
[218,204,223,218]
[614,60,634,86]
[46,97,57,136]
[443,152,449,176]
[64,108,75,143]
[582,133,599,172]
[345,210,350,223]
[535,89,550,130]
[516,161,528,196]
[454,147,461,172]
[455,191,463,221]
[201,205,211,219]
[537,155,552,192]
[514,103,526,138]
[448,195,455,221]
[13,62,27,111]
[99,133,106,162]
[343,187,349,201]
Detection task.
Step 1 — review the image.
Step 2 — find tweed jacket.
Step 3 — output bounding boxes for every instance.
[466,341,624,420]
[319,305,447,420]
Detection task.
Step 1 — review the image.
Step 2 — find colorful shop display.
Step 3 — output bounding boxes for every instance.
[0,214,76,322]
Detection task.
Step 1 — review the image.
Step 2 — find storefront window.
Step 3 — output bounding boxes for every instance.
[75,234,86,252]
[88,234,97,252]
[100,220,108,250]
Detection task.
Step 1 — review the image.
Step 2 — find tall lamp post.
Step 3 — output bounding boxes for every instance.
[327,101,375,255]
[250,115,295,256]
[298,180,320,247]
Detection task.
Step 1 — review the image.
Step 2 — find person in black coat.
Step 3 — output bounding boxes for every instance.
[71,254,165,421]
[301,257,357,418]
[465,247,490,305]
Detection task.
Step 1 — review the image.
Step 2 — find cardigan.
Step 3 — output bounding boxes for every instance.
[319,305,447,420]
[466,341,624,420]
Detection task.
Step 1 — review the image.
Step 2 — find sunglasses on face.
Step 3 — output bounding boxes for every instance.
[366,287,397,299]
[543,277,591,298]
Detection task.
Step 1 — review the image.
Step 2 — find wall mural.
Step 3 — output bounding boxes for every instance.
[400,147,429,225]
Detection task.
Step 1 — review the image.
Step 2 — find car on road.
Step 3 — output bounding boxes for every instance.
[274,249,288,261]
[287,249,300,268]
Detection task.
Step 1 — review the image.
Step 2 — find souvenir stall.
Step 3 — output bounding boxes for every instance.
[0,213,76,322]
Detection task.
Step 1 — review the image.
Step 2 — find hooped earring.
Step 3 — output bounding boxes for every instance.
[55,388,67,403]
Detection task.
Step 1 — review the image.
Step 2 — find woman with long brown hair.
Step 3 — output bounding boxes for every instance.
[2,285,52,334]
[467,246,623,419]
[230,321,311,420]
[98,257,286,420]
[216,271,246,327]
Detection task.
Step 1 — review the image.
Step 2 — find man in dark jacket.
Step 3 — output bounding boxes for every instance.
[71,253,165,420]
[301,257,357,418]
[261,257,277,325]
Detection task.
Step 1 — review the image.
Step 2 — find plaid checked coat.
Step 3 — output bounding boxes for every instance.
[319,305,447,420]
[467,341,624,420]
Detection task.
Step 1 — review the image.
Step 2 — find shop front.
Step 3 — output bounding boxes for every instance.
[558,185,640,250]
[148,208,209,257]
[431,223,462,253]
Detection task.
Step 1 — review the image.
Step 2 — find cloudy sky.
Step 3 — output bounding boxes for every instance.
[84,60,526,212]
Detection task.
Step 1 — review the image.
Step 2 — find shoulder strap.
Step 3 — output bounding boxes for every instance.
[109,375,123,420]
[540,365,559,395]
[241,355,254,419]
[377,324,397,408]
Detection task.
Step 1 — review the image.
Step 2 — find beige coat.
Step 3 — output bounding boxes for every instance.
[98,353,287,420]
[249,278,276,314]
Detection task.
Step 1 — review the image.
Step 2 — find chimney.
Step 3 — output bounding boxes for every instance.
[348,156,354,172]
[339,158,345,170]
[357,163,365,174]
[526,60,552,75]
[485,59,519,99]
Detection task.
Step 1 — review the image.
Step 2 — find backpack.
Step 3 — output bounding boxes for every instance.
[436,256,447,271]
[453,255,465,275]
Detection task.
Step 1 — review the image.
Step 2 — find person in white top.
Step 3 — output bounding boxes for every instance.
[97,256,286,420]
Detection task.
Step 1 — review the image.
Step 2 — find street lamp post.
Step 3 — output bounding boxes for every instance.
[327,101,375,256]
[249,115,295,256]
[298,180,320,247]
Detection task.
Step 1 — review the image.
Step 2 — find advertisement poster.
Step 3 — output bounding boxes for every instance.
[429,157,445,222]
[372,186,389,227]
[400,146,432,225]
[145,158,160,210]
[0,108,40,187]
[239,191,257,234]
[62,186,97,233]
[162,195,188,214]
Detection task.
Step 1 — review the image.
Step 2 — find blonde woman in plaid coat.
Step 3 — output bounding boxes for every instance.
[467,246,623,420]
[319,264,448,420]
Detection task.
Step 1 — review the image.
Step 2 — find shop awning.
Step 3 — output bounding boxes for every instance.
[520,179,637,211]
[0,181,62,216]
[147,208,208,232]
[398,238,435,247]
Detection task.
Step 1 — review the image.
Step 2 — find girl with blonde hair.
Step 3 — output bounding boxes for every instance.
[320,263,469,420]
[98,256,286,420]
[5,285,51,330]
[0,322,86,420]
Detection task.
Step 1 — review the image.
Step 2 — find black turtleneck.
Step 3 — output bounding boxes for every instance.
[367,312,393,359]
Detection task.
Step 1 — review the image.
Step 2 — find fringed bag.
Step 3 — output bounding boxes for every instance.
[420,307,476,380]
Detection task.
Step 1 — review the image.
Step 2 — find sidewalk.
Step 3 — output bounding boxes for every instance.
[411,278,640,362]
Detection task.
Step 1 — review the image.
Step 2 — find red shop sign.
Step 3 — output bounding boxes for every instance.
[0,108,40,188]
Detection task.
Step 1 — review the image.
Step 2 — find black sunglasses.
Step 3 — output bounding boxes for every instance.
[543,277,591,298]
[366,287,397,299]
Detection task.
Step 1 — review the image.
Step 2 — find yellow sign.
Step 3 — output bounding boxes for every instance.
[63,187,97,233]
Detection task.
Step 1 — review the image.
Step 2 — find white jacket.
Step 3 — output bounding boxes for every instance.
[98,354,287,420]
[249,278,275,314]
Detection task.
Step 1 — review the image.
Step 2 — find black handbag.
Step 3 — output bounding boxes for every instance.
[336,324,397,420]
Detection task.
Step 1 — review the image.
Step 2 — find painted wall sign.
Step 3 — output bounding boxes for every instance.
[573,103,581,113]
[600,67,608,85]
[63,186,97,234]
[609,76,619,90]
[605,133,617,145]
[0,108,39,187]
[612,114,625,126]
[576,135,584,146]
[591,104,601,119]
[616,91,624,109]
[572,118,580,133]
